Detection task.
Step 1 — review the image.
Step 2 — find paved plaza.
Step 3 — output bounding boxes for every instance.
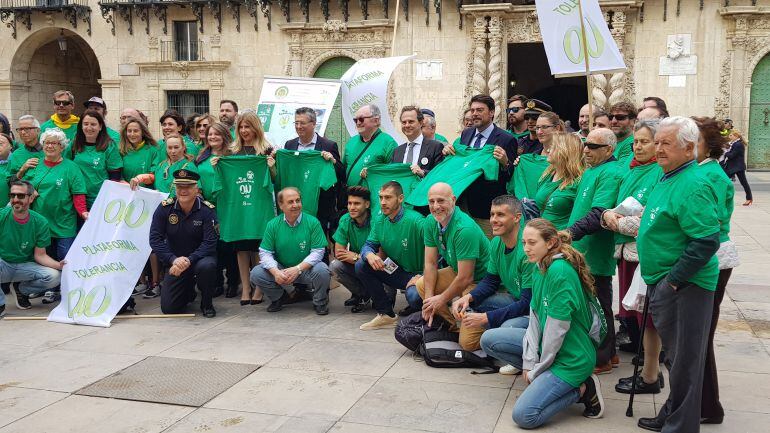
[1,173,769,433]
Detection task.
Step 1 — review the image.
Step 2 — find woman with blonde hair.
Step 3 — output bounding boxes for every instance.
[534,132,584,229]
[230,110,273,156]
[722,129,752,205]
[512,218,604,428]
[510,112,566,200]
[192,113,217,149]
[152,134,196,194]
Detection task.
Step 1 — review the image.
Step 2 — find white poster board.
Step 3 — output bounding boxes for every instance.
[257,76,342,149]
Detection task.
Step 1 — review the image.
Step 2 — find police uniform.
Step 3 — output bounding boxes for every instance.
[517,99,553,155]
[149,170,219,317]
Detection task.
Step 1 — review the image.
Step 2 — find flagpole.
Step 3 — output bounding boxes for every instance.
[577,0,594,131]
[391,0,401,55]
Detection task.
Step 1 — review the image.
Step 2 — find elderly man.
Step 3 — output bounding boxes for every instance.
[149,170,218,317]
[636,117,720,433]
[119,108,148,128]
[392,106,444,177]
[577,104,603,140]
[609,101,638,163]
[355,181,425,329]
[284,106,345,234]
[412,182,490,349]
[0,180,63,316]
[251,187,331,315]
[40,90,79,144]
[344,104,398,188]
[567,127,623,374]
[506,95,529,140]
[420,108,448,143]
[84,96,120,144]
[8,115,43,182]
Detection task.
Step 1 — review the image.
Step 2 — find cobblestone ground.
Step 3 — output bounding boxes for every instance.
[1,173,769,433]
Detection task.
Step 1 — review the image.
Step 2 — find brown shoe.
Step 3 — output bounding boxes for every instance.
[593,362,613,375]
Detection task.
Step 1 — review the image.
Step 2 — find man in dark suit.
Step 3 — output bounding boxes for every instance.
[392,106,445,177]
[284,107,345,235]
[443,94,517,235]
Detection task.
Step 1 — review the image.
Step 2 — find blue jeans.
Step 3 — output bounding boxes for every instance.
[250,262,331,307]
[0,259,61,306]
[354,259,415,315]
[512,370,580,429]
[480,316,530,368]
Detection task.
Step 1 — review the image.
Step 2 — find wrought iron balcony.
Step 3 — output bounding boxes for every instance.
[160,39,203,61]
[0,0,91,38]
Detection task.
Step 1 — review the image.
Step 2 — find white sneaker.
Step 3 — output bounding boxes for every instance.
[132,283,148,296]
[499,364,520,375]
[360,313,398,330]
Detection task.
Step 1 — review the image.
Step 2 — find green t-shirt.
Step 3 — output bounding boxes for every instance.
[333,212,371,254]
[434,133,448,143]
[0,207,51,263]
[508,129,530,140]
[0,162,10,206]
[613,135,634,163]
[637,162,720,290]
[536,176,579,230]
[367,208,425,273]
[40,118,77,145]
[29,159,86,238]
[214,155,276,242]
[697,160,734,243]
[8,145,44,182]
[261,213,327,268]
[343,130,397,187]
[406,145,498,207]
[508,153,549,199]
[567,159,622,276]
[106,126,120,146]
[121,143,159,185]
[65,142,124,206]
[155,137,201,165]
[531,258,596,387]
[614,162,662,245]
[153,159,197,194]
[195,154,217,203]
[451,136,462,146]
[424,209,489,282]
[274,149,337,216]
[364,163,421,216]
[487,236,534,298]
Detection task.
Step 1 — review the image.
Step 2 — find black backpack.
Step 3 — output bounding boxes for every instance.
[421,327,496,371]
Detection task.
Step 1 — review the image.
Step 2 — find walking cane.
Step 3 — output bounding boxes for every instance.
[626,282,655,417]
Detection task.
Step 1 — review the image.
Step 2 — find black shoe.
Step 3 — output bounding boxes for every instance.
[618,341,638,354]
[619,372,664,389]
[700,416,723,425]
[580,374,604,418]
[240,299,250,306]
[351,299,371,313]
[638,416,665,432]
[344,295,361,307]
[314,304,329,315]
[0,304,5,318]
[250,297,264,305]
[14,287,31,310]
[189,291,197,304]
[1,282,10,295]
[212,286,224,298]
[397,305,419,317]
[201,306,216,318]
[225,285,239,298]
[267,298,284,312]
[615,375,661,394]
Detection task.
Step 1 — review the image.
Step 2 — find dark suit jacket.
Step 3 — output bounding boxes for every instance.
[722,139,746,175]
[284,135,345,230]
[458,124,517,219]
[391,138,445,175]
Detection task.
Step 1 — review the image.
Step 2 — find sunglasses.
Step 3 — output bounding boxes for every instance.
[353,115,373,124]
[608,114,631,121]
[506,107,522,114]
[53,100,72,107]
[15,127,38,133]
[584,142,610,149]
[9,193,30,199]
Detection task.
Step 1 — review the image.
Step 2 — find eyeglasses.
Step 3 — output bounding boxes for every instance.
[43,141,61,147]
[53,100,72,107]
[584,142,610,149]
[353,116,373,124]
[535,125,557,131]
[15,127,38,133]
[9,193,30,199]
[506,107,522,114]
[608,114,631,121]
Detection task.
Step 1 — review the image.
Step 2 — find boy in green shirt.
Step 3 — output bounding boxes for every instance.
[331,186,372,311]
[250,187,331,315]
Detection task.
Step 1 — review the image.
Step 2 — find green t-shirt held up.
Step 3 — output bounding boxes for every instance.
[274,149,337,216]
[366,208,425,274]
[29,159,86,238]
[214,155,276,242]
[65,142,123,207]
[487,236,534,298]
[424,209,490,282]
[508,153,549,200]
[637,162,720,290]
[333,212,371,254]
[261,213,327,268]
[343,129,397,187]
[0,207,52,263]
[364,163,421,216]
[613,162,662,245]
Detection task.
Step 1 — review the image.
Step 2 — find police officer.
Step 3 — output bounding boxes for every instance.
[518,99,553,155]
[149,169,218,317]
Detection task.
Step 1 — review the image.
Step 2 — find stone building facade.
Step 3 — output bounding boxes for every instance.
[0,0,769,167]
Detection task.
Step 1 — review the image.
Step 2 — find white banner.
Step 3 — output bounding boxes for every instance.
[48,182,168,327]
[257,76,342,149]
[535,0,625,77]
[341,55,415,143]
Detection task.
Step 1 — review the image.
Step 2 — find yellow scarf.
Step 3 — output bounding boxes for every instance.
[135,140,146,151]
[50,114,80,130]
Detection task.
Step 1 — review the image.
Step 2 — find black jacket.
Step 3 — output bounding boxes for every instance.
[458,124,517,219]
[722,139,746,175]
[391,137,445,175]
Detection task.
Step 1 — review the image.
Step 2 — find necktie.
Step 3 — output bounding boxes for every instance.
[473,133,484,148]
[405,142,415,165]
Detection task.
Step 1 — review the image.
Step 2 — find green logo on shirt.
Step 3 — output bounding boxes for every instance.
[303,169,311,182]
[92,157,101,168]
[56,178,63,188]
[299,240,307,250]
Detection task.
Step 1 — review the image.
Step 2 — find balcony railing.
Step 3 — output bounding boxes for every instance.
[0,0,90,38]
[160,39,203,62]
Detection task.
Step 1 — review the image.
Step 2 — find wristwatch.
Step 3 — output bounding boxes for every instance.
[296,265,303,275]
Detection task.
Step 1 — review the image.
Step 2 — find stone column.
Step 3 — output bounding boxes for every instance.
[471,16,488,96]
[286,33,303,76]
[487,15,504,123]
[607,10,628,107]
[98,79,122,127]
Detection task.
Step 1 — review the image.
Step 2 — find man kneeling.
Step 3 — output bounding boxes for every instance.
[250,187,331,315]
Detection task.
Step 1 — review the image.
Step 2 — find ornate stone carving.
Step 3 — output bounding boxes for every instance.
[322,19,348,41]
[714,55,732,121]
[749,17,770,30]
[504,11,540,43]
[171,61,191,79]
[591,74,608,109]
[210,34,222,47]
[610,10,627,47]
[487,16,503,124]
[471,16,488,96]
[148,36,159,49]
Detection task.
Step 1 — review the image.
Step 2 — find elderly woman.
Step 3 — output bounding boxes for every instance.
[30,128,87,303]
[66,110,123,208]
[534,132,584,229]
[694,117,737,425]
[602,120,664,395]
